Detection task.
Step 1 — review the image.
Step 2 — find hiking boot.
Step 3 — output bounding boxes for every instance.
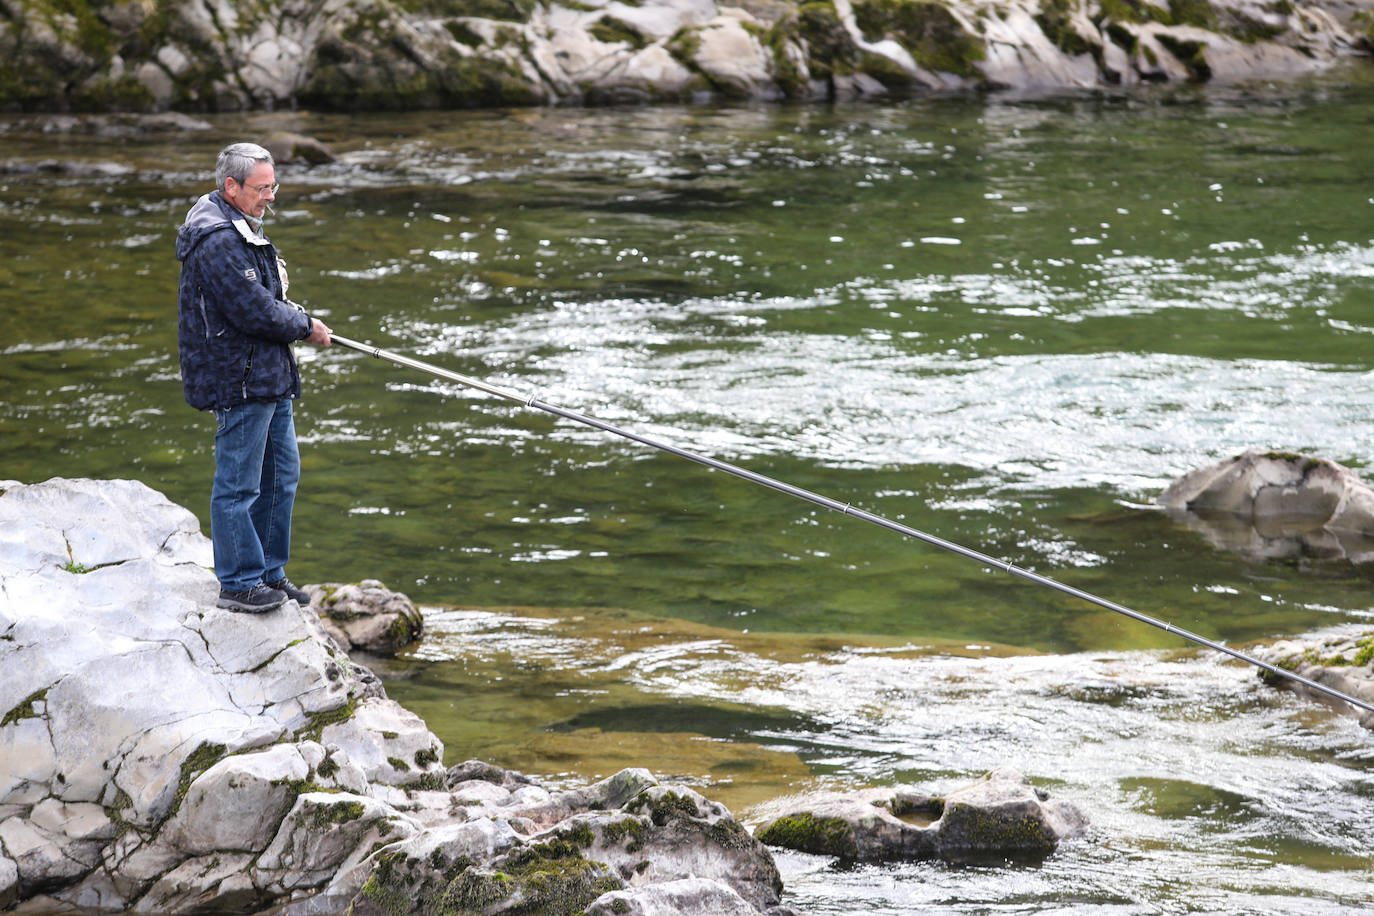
[217,583,288,613]
[267,577,311,606]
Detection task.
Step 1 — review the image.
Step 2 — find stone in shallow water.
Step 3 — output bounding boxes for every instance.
[1159,450,1374,564]
[306,579,424,655]
[753,766,1087,864]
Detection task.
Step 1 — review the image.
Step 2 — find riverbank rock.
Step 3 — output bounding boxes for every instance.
[306,579,424,656]
[752,766,1088,864]
[0,477,792,915]
[1253,629,1374,728]
[1159,450,1374,564]
[0,0,1369,112]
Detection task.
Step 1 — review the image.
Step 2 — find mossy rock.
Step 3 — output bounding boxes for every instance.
[935,802,1058,864]
[590,16,649,49]
[394,0,537,20]
[795,0,861,78]
[755,811,859,858]
[1036,0,1100,56]
[71,74,157,112]
[1168,0,1217,29]
[1096,0,1175,26]
[1155,34,1210,80]
[852,0,985,78]
[362,834,622,916]
[759,10,814,96]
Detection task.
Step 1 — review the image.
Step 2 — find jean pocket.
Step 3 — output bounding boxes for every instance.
[215,407,228,433]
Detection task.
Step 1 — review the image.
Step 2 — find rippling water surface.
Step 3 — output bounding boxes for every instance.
[3,70,1374,912]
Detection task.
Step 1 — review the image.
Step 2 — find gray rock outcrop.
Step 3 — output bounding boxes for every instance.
[752,766,1088,864]
[1159,450,1374,564]
[0,0,1369,113]
[0,477,791,915]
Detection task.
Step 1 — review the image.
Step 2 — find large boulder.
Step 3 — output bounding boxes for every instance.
[0,478,793,915]
[0,477,441,912]
[753,766,1087,864]
[1159,451,1374,564]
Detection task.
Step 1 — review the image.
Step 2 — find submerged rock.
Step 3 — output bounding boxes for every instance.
[753,766,1087,864]
[0,478,790,915]
[264,131,337,165]
[1159,450,1374,564]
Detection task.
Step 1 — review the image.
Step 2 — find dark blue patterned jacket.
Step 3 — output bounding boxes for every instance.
[175,191,312,411]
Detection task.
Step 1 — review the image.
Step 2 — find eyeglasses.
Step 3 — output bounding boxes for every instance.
[239,181,279,196]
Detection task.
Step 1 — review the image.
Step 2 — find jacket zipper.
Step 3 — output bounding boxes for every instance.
[241,346,255,399]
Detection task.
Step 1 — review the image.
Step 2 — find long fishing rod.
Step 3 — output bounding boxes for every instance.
[330,332,1374,718]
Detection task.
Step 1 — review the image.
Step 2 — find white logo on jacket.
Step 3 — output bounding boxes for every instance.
[244,268,257,281]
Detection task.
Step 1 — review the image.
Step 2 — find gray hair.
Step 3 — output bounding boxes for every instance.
[215,142,274,191]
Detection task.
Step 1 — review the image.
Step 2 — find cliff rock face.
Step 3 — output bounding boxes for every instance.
[0,0,1369,112]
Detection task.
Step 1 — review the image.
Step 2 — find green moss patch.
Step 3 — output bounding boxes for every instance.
[590,16,648,49]
[294,699,358,744]
[164,742,228,824]
[756,812,858,858]
[1036,0,1099,55]
[395,0,536,19]
[305,798,368,830]
[938,803,1057,864]
[627,789,701,827]
[1156,34,1210,80]
[1299,636,1374,669]
[795,1,860,79]
[600,815,650,852]
[2,688,49,727]
[361,835,622,916]
[852,0,985,77]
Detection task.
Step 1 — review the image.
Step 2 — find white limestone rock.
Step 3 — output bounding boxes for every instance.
[255,791,420,893]
[159,745,313,856]
[0,478,444,913]
[319,696,446,787]
[691,13,781,98]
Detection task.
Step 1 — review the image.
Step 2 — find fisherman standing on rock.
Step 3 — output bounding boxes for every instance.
[175,141,332,613]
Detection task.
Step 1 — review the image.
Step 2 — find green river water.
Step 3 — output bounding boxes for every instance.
[3,69,1374,912]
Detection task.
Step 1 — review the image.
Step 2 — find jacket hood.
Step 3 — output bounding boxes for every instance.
[175,192,267,262]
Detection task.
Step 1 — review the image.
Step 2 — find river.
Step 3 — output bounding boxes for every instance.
[3,69,1374,913]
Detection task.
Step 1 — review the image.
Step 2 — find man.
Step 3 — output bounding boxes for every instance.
[176,142,333,613]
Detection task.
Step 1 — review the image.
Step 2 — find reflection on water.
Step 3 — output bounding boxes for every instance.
[4,72,1374,914]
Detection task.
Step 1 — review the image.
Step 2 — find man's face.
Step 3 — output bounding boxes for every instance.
[223,162,277,220]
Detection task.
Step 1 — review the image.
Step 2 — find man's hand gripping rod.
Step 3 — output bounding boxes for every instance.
[329,333,1374,719]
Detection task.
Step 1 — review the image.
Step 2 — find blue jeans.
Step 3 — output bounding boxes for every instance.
[211,399,300,593]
